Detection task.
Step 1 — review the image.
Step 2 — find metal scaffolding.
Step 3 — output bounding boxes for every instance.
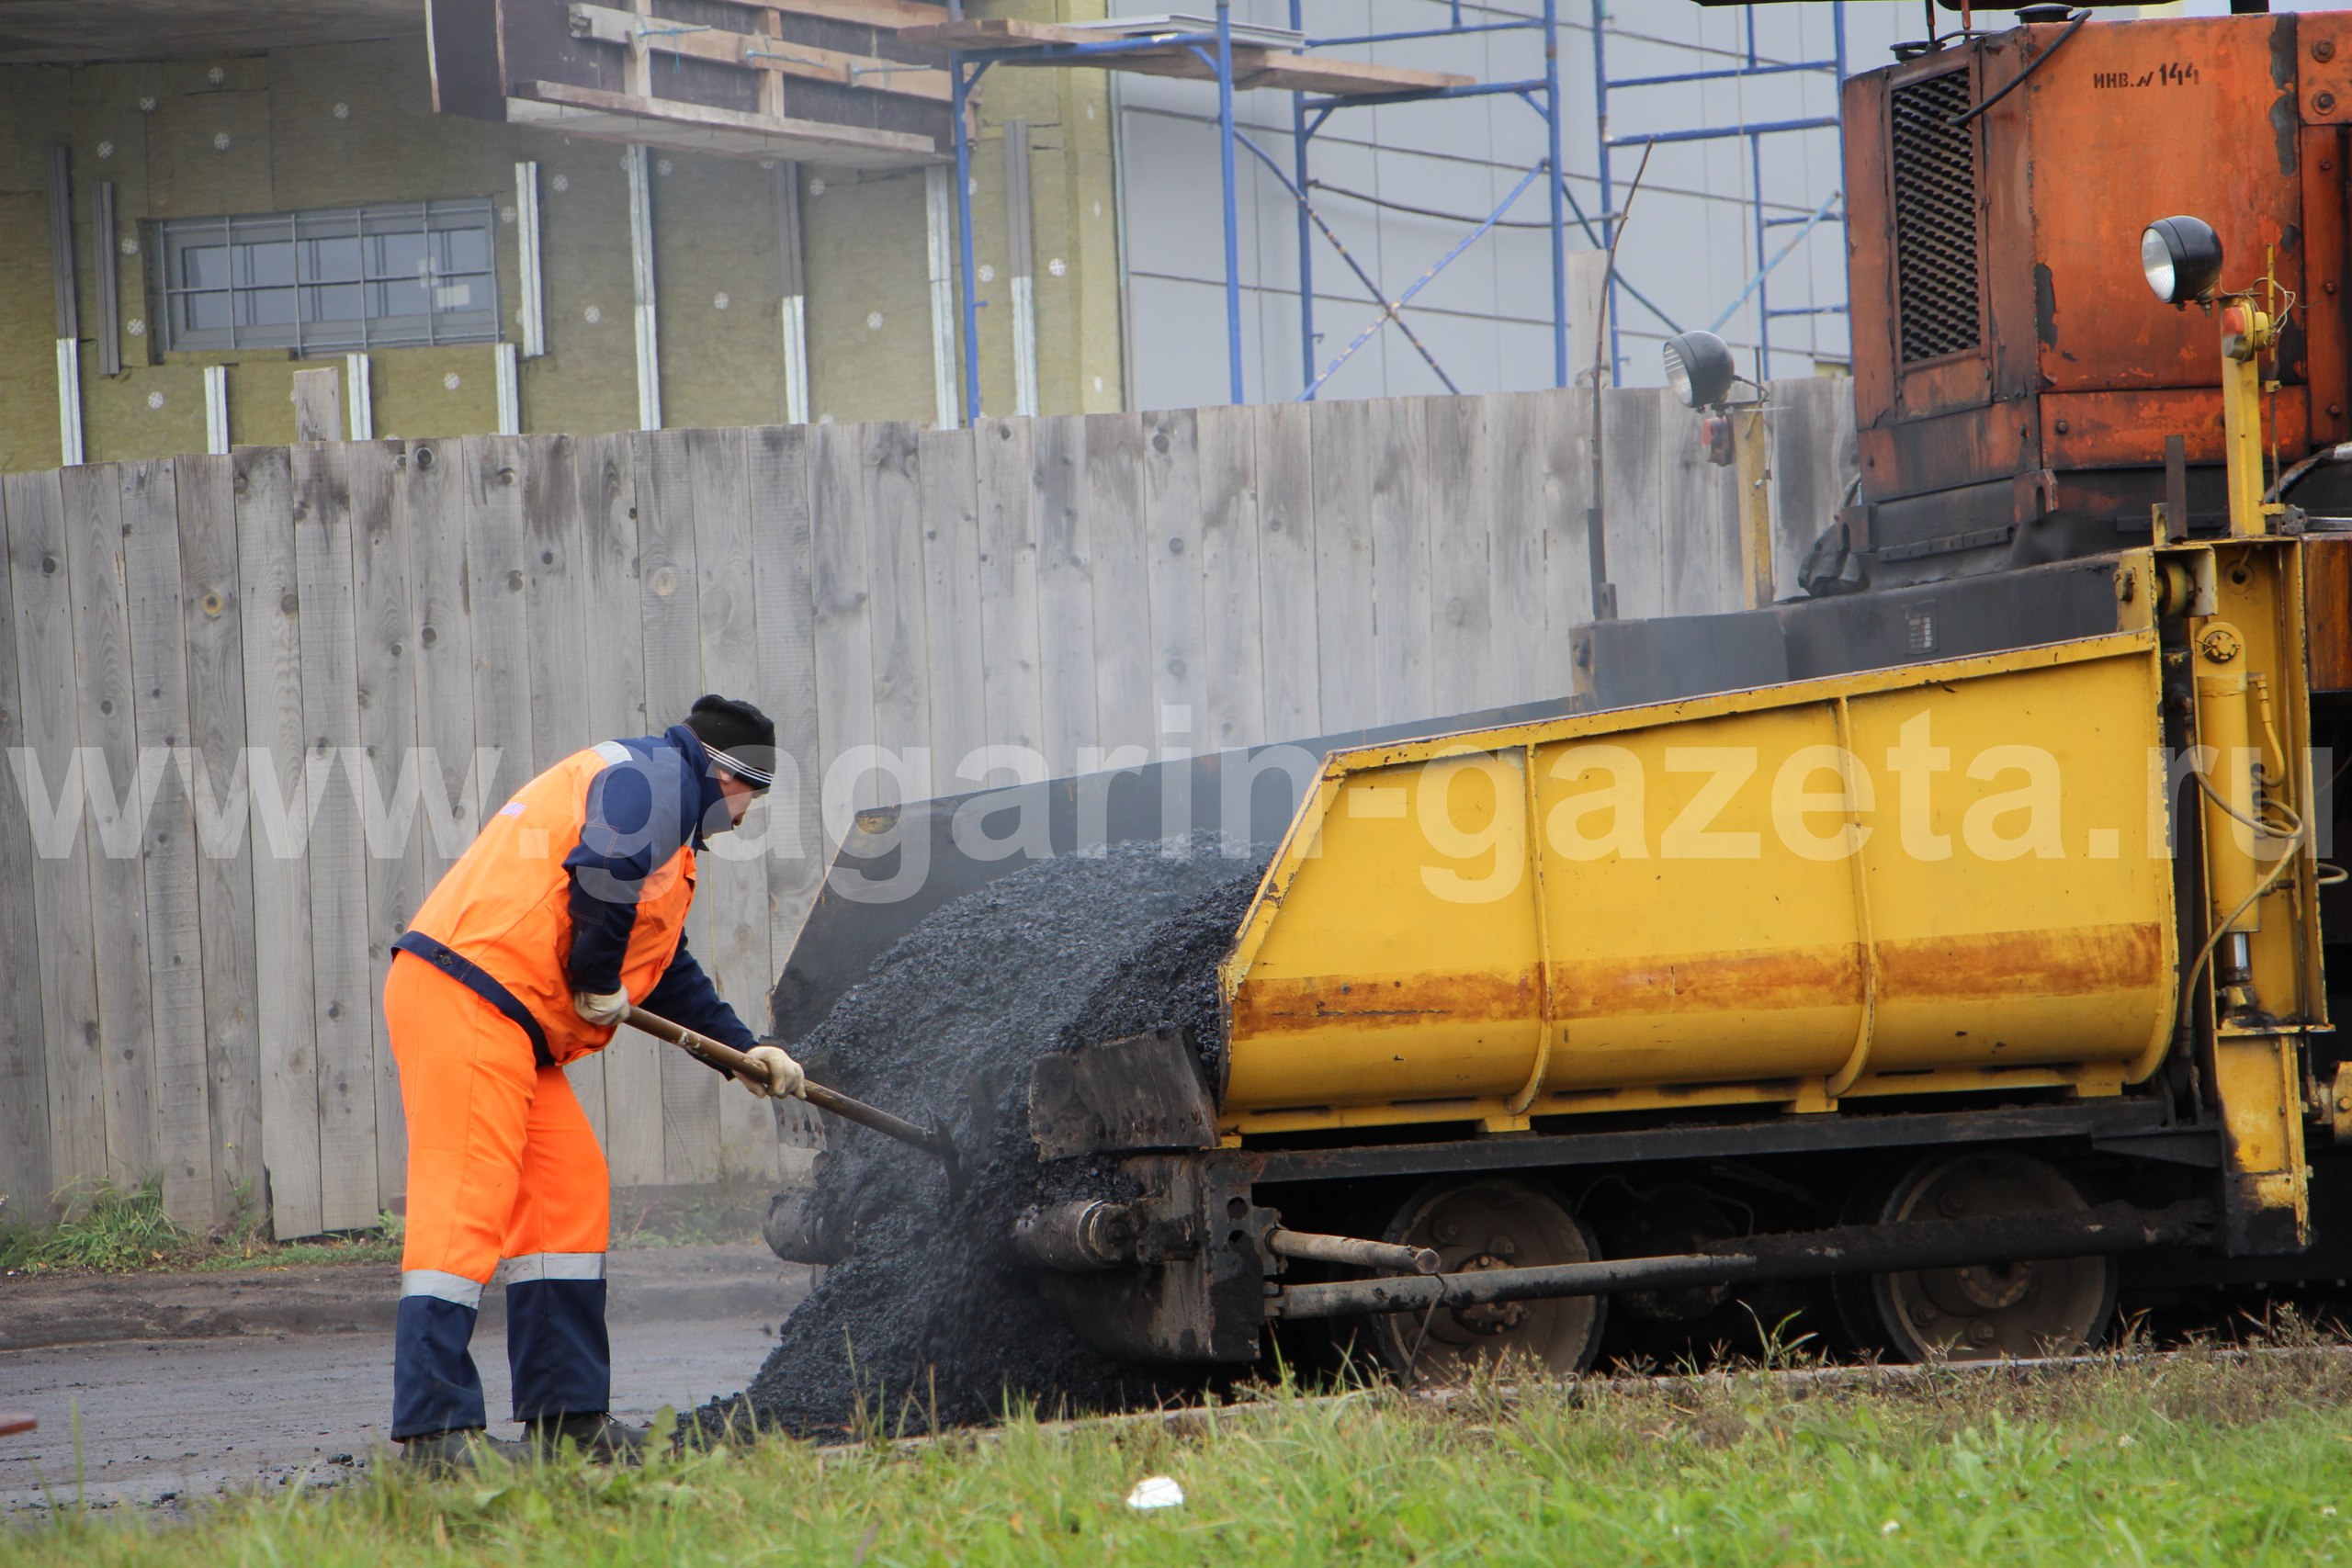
[940,0,1576,414]
[1591,1,1849,385]
[938,0,1853,415]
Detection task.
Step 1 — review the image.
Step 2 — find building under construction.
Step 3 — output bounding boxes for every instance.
[0,0,1883,471]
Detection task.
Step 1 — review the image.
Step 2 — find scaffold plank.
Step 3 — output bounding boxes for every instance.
[897,19,1473,98]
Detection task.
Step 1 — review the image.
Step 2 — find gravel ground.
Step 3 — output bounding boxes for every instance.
[706,836,1266,1440]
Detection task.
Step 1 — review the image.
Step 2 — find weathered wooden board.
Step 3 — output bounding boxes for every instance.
[1367,397,1432,727]
[972,416,1044,758]
[464,437,537,811]
[1484,391,1552,706]
[1597,387,1667,622]
[6,469,109,1210]
[522,439,593,777]
[1541,391,1596,678]
[685,426,778,1181]
[119,457,212,1223]
[173,454,264,1219]
[1655,389,1736,617]
[0,478,58,1215]
[513,435,605,1146]
[1254,401,1320,740]
[918,426,986,797]
[60,463,158,1190]
[1085,413,1152,762]
[400,439,481,891]
[746,424,824,978]
[1768,376,1857,601]
[1032,414,1095,779]
[1142,408,1205,767]
[1193,402,1264,755]
[1308,399,1377,733]
[291,443,381,1231]
[1422,396,1492,716]
[633,429,721,1186]
[865,422,933,807]
[809,420,877,813]
[347,441,423,1208]
[747,423,829,1168]
[233,447,324,1239]
[573,433,663,1187]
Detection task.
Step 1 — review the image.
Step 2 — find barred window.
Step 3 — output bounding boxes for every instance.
[154,199,501,355]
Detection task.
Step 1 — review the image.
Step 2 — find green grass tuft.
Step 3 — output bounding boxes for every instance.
[0,1178,402,1276]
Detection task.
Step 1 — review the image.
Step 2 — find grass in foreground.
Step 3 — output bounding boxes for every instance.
[14,1337,2352,1564]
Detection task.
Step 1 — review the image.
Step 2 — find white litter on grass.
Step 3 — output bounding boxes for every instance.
[1125,1476,1184,1511]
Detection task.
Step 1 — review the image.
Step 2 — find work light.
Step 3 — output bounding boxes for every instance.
[2142,216,2224,305]
[1662,330,1739,409]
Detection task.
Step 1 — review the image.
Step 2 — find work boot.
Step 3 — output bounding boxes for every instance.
[399,1428,532,1475]
[530,1412,650,1463]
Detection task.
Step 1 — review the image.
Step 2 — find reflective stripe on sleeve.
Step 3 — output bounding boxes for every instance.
[400,1269,487,1309]
[503,1251,608,1283]
[592,740,633,767]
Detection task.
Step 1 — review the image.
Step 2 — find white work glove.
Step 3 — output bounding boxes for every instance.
[739,1044,806,1100]
[572,987,629,1028]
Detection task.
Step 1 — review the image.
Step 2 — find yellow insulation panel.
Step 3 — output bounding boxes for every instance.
[1221,627,2179,1133]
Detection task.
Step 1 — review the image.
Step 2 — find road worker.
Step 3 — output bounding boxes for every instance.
[382,694,806,1470]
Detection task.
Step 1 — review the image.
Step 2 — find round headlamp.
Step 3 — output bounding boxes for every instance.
[2141,216,2223,305]
[1662,330,1739,409]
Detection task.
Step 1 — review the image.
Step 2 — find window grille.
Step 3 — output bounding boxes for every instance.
[154,198,501,355]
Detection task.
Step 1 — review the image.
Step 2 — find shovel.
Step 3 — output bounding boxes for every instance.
[625,1004,963,1193]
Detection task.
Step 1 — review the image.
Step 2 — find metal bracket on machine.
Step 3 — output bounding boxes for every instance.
[1028,1029,1220,1159]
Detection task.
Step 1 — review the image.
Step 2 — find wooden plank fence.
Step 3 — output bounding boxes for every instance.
[0,380,1855,1236]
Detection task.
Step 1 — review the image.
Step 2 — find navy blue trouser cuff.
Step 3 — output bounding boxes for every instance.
[392,1295,487,1439]
[506,1277,611,1421]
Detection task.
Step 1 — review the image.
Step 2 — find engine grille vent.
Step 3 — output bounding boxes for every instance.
[1889,71,1980,363]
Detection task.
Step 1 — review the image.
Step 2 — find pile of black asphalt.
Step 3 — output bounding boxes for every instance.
[698,833,1268,1442]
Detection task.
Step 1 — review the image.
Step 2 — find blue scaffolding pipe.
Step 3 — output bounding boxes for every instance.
[1590,0,1849,386]
[1708,189,1840,333]
[1212,0,1244,403]
[1608,58,1838,90]
[1298,77,1556,114]
[953,52,987,426]
[1235,130,1459,392]
[1542,0,1566,389]
[1302,159,1548,400]
[1308,19,1536,49]
[1604,115,1839,150]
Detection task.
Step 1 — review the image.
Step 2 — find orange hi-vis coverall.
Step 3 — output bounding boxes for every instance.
[385,724,758,1440]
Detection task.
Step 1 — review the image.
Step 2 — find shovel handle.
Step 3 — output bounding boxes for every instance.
[624,1004,951,1163]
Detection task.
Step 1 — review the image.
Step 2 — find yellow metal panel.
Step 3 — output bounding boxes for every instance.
[1223,623,2179,1134]
[2213,1032,2311,1244]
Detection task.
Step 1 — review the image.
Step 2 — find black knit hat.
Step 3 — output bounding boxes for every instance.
[683,694,776,789]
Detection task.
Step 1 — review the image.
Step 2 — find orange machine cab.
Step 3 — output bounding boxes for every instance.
[1841,11,2352,570]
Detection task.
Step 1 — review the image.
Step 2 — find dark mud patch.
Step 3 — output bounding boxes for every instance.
[699,835,1266,1441]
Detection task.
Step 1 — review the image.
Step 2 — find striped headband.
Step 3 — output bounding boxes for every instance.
[705,747,775,789]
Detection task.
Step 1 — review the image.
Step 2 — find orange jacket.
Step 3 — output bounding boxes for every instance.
[393,728,755,1066]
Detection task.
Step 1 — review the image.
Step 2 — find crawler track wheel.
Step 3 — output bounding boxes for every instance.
[1367,1178,1605,1383]
[1870,1151,2118,1362]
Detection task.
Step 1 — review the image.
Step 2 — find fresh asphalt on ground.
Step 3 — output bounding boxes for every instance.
[0,1245,810,1513]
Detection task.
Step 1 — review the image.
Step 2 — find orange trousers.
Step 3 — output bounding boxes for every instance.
[386,952,610,1280]
[386,951,612,1437]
